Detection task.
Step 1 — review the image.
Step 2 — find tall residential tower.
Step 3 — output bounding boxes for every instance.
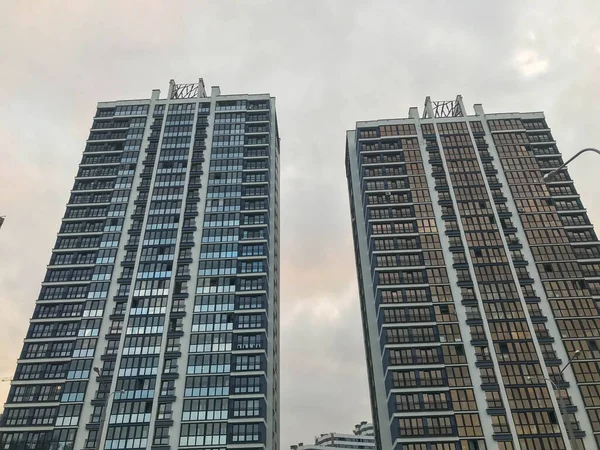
[346,96,600,450]
[0,79,280,450]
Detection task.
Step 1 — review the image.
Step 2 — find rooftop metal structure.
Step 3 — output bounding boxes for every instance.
[168,78,207,99]
[423,95,464,118]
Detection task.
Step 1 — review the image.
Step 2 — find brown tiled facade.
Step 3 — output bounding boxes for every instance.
[346,97,599,450]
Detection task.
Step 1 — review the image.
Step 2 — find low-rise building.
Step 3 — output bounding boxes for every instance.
[291,421,375,450]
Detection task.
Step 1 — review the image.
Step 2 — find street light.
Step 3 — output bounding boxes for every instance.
[527,349,581,450]
[542,148,600,182]
[93,367,124,450]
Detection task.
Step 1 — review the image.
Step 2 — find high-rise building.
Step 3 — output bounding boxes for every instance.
[346,96,600,450]
[0,79,280,450]
[290,421,375,450]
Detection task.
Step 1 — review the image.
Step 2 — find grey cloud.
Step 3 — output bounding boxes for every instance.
[280,284,370,441]
[1,0,600,446]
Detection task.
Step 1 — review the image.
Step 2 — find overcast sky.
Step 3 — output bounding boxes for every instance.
[1,0,600,446]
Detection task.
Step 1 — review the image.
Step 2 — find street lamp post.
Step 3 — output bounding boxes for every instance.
[527,350,581,450]
[93,367,123,450]
[542,148,600,182]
